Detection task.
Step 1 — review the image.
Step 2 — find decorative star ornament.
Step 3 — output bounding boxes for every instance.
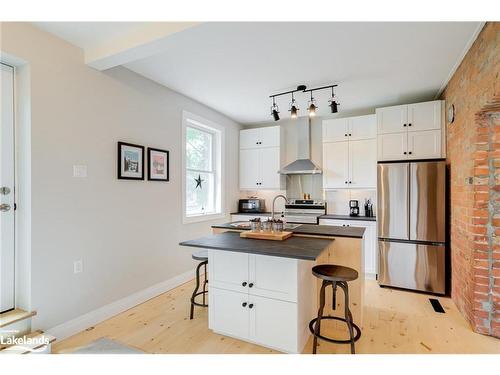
[195,174,204,189]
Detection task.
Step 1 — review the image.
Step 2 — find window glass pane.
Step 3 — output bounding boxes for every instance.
[186,170,215,216]
[186,126,212,171]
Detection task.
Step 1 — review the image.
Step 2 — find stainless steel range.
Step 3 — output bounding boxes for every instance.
[284,199,326,224]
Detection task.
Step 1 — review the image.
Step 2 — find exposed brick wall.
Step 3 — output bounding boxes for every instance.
[441,22,499,337]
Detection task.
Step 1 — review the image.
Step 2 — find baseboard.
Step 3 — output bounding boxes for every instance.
[46,269,195,341]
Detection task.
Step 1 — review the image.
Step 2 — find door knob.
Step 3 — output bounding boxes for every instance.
[0,203,11,212]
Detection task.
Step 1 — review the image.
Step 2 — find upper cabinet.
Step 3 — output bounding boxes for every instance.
[322,114,377,189]
[376,100,445,161]
[239,126,284,190]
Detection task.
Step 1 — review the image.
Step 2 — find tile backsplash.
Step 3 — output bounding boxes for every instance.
[324,189,377,216]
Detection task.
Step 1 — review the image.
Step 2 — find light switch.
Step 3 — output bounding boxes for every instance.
[73,165,87,178]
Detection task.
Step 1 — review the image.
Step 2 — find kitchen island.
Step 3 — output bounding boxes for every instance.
[179,224,365,353]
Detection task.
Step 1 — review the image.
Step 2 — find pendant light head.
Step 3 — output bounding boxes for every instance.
[289,92,299,119]
[328,86,339,113]
[270,97,280,121]
[307,91,317,117]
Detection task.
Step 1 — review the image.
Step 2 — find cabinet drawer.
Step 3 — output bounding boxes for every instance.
[209,287,250,339]
[249,254,298,302]
[209,250,249,293]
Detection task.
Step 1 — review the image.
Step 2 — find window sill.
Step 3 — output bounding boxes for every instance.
[183,212,227,224]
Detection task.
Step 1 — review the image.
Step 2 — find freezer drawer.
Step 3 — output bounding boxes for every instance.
[378,240,445,294]
[377,163,409,240]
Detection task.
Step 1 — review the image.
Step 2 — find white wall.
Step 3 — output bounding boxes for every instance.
[0,22,241,330]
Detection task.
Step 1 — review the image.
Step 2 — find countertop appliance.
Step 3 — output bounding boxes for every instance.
[239,198,265,213]
[284,199,326,224]
[377,160,446,295]
[349,200,360,217]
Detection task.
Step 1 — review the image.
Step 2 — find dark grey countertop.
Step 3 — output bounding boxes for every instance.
[319,214,376,222]
[212,223,365,239]
[179,232,333,260]
[230,212,274,216]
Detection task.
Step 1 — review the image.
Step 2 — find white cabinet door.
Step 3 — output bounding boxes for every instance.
[323,118,349,142]
[408,130,442,159]
[407,101,442,132]
[249,294,297,353]
[260,126,280,148]
[210,287,250,339]
[260,147,281,189]
[349,139,377,188]
[323,141,349,188]
[376,104,408,134]
[240,148,261,189]
[377,133,408,161]
[348,114,377,141]
[249,254,298,302]
[240,128,261,149]
[209,250,249,293]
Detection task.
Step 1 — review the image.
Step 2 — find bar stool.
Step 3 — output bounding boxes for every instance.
[190,250,208,319]
[309,264,361,354]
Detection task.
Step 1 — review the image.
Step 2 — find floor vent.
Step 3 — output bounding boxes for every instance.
[429,298,445,313]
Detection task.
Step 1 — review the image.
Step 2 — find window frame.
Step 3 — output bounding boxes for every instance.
[182,111,225,224]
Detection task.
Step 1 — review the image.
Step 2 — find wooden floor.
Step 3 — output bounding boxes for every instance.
[53,279,500,354]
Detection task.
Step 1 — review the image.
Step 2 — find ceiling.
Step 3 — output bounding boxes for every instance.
[34,22,482,124]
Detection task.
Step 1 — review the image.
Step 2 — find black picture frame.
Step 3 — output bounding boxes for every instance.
[147,147,170,181]
[117,142,145,180]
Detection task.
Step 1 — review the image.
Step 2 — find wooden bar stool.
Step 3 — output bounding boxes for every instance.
[309,264,361,354]
[189,250,208,319]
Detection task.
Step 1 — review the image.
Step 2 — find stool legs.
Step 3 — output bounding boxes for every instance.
[313,281,327,354]
[338,281,356,354]
[202,262,207,305]
[190,260,208,320]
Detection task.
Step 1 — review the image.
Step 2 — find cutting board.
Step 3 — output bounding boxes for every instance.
[240,231,293,241]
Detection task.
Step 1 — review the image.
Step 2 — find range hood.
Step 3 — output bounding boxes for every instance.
[280,117,322,175]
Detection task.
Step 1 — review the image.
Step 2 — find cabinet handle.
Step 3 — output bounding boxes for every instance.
[242,302,247,307]
[403,152,407,155]
[408,123,412,127]
[409,151,413,155]
[349,133,352,136]
[248,303,254,309]
[249,283,254,288]
[345,133,347,137]
[403,124,407,127]
[349,181,352,184]
[242,281,247,287]
[345,181,348,184]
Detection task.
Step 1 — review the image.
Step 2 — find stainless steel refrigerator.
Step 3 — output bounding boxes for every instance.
[377,160,446,294]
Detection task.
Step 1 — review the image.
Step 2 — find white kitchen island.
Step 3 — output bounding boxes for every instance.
[180,224,365,353]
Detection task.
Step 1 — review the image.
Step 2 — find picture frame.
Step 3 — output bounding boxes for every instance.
[147,147,170,181]
[117,142,145,180]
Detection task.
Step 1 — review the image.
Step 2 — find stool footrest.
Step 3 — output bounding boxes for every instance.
[309,316,361,344]
[191,290,209,308]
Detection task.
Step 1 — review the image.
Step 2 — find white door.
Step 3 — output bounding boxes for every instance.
[249,254,297,302]
[377,133,408,161]
[249,294,297,353]
[407,101,442,132]
[349,139,377,188]
[208,250,249,293]
[259,126,280,148]
[322,118,349,142]
[376,104,408,134]
[239,148,261,189]
[240,128,261,149]
[259,147,280,189]
[348,114,377,141]
[408,130,442,159]
[209,287,250,339]
[1,63,15,313]
[323,141,349,188]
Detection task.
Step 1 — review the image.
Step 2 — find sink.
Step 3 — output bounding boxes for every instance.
[284,223,301,230]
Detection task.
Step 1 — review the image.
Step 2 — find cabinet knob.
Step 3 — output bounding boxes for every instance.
[403,152,407,155]
[242,302,247,307]
[242,281,247,287]
[349,181,352,184]
[345,181,348,184]
[409,151,412,155]
[248,303,254,309]
[408,123,412,127]
[349,133,352,136]
[403,124,407,127]
[345,134,347,137]
[249,283,254,288]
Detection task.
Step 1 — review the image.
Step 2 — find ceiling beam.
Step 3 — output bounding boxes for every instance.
[85,22,200,70]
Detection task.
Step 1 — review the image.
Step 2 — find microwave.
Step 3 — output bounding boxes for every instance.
[238,199,266,213]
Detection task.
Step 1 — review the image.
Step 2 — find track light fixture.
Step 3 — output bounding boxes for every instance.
[269,83,339,120]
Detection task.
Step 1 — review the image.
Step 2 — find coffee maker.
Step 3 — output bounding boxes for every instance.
[349,200,360,217]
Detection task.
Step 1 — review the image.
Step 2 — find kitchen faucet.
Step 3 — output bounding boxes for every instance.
[271,195,287,221]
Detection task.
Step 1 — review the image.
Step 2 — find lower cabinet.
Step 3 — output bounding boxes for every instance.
[319,219,378,278]
[210,287,249,339]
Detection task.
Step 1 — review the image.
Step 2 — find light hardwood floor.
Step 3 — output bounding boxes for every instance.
[53,279,499,354]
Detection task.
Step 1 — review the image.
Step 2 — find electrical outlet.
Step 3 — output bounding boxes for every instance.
[73,165,87,178]
[74,260,83,274]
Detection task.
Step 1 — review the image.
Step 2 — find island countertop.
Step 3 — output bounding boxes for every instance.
[211,223,365,239]
[179,231,334,260]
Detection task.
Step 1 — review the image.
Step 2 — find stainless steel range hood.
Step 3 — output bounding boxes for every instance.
[280,117,322,175]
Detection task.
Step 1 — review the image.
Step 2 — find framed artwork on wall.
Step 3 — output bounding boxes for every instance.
[117,142,145,180]
[148,147,169,181]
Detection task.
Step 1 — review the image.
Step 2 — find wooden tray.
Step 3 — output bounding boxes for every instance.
[240,231,293,241]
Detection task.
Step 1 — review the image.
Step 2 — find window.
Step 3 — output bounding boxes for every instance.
[182,111,224,223]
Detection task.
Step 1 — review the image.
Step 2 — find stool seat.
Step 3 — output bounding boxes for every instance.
[312,264,358,282]
[192,250,208,261]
